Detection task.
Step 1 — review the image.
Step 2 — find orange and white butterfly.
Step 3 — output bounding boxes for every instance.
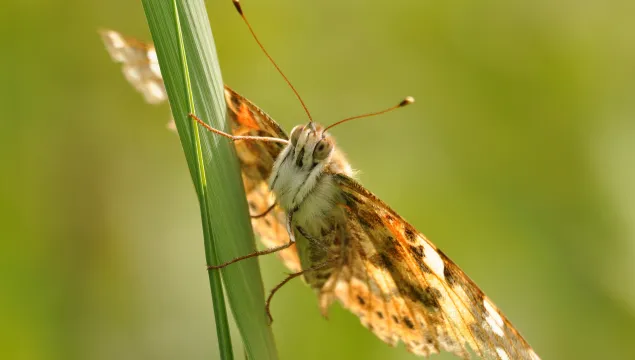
[101,9,540,360]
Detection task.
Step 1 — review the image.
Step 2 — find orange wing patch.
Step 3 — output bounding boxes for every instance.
[235,103,262,130]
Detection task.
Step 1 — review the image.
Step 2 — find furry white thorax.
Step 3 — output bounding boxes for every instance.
[269,124,342,236]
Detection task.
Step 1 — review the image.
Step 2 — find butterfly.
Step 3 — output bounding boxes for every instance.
[101,22,540,360]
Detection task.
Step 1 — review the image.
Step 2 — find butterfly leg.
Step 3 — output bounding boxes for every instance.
[207,211,296,270]
[265,259,336,323]
[250,201,277,218]
[189,113,289,144]
[295,224,329,252]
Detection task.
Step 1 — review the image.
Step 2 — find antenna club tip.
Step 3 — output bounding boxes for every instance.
[399,96,415,107]
[232,0,243,15]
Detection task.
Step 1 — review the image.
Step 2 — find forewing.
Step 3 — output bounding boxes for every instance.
[319,174,539,360]
[224,88,301,272]
[101,30,301,272]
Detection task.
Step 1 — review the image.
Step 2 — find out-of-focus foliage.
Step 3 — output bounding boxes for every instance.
[1,1,634,359]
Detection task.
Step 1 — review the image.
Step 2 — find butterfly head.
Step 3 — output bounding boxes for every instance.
[269,122,338,212]
[288,123,334,169]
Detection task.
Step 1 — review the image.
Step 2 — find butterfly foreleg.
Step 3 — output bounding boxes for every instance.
[189,113,289,144]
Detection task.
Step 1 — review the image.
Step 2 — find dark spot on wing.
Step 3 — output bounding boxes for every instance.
[443,266,456,285]
[410,245,424,258]
[376,311,384,319]
[474,292,487,314]
[344,192,365,207]
[358,212,372,229]
[469,323,491,343]
[403,317,415,329]
[398,279,441,310]
[404,227,416,242]
[357,296,366,306]
[418,261,432,274]
[370,248,441,309]
[357,209,383,230]
[257,164,271,180]
[423,287,442,309]
[392,315,400,324]
[230,94,241,109]
[375,253,396,273]
[408,245,433,273]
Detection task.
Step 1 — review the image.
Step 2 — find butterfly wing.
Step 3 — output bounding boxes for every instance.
[317,174,539,360]
[100,30,167,104]
[223,87,301,272]
[101,30,303,272]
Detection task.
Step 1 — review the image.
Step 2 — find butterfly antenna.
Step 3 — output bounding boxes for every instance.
[232,0,314,123]
[324,96,415,132]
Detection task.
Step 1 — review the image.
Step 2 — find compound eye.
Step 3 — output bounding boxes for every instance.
[289,125,304,145]
[313,138,333,162]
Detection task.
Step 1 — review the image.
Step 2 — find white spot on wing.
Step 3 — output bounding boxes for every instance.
[123,67,141,82]
[147,48,158,63]
[422,240,445,278]
[106,31,125,49]
[143,81,166,103]
[496,347,510,360]
[150,63,162,78]
[484,298,505,336]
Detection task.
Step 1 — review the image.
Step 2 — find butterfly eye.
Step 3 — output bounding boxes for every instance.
[313,139,333,161]
[289,125,304,145]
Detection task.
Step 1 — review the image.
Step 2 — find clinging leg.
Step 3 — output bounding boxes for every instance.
[207,211,296,270]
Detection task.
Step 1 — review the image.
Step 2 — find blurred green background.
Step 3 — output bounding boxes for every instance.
[2,0,635,359]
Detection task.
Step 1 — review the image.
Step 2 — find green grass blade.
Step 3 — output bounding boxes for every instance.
[141,1,279,359]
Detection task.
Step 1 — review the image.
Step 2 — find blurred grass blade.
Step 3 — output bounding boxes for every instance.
[141,1,279,359]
